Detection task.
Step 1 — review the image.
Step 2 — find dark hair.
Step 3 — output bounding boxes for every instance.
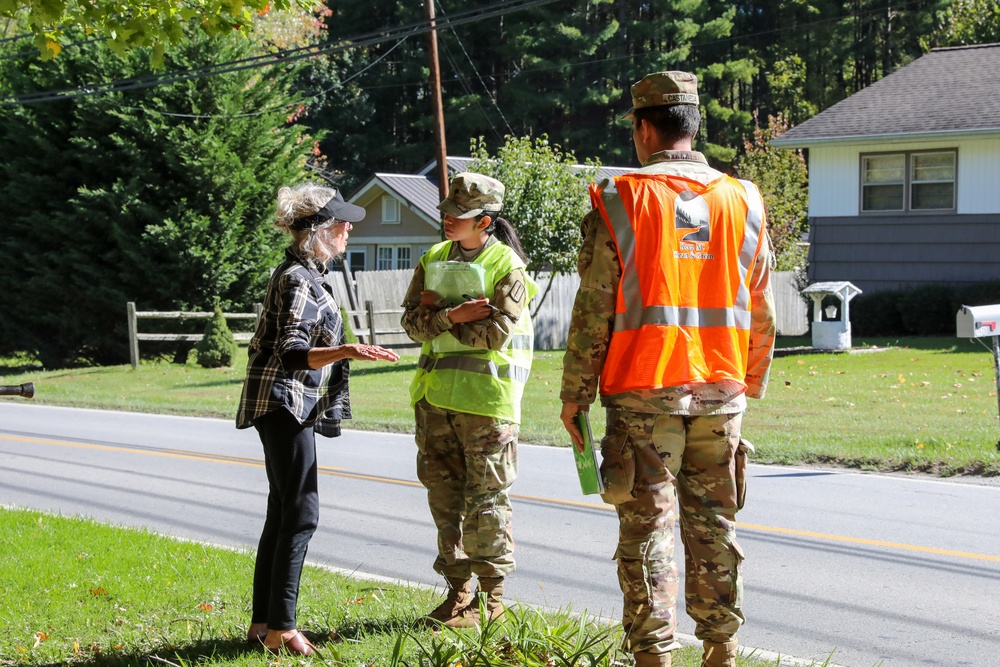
[480,212,529,264]
[633,104,701,144]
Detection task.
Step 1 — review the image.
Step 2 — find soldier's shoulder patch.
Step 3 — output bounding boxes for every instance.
[508,281,525,303]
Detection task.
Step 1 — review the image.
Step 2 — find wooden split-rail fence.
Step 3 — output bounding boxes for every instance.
[126,300,409,369]
[127,269,809,367]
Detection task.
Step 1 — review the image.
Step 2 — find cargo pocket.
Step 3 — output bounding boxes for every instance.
[599,430,636,505]
[613,537,653,607]
[735,438,754,511]
[477,504,511,559]
[729,540,745,612]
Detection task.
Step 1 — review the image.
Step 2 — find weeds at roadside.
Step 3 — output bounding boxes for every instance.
[390,601,624,667]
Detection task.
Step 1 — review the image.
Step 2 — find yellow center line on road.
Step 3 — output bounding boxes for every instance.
[0,433,342,473]
[5,432,1000,564]
[736,522,1000,563]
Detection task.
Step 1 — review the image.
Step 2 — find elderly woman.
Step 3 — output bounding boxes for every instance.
[237,183,398,656]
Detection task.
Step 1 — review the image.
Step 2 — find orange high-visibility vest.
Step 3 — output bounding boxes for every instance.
[590,172,766,395]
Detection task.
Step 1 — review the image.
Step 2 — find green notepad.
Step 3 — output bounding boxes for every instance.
[573,411,604,495]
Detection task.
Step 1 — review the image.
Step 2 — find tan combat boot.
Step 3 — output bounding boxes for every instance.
[633,650,672,667]
[422,577,472,626]
[447,576,505,628]
[701,640,738,667]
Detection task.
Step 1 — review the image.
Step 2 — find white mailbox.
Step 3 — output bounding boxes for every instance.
[956,304,1000,339]
[956,303,1000,451]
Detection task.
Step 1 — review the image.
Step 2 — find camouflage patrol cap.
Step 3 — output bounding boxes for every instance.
[437,172,505,219]
[622,70,699,119]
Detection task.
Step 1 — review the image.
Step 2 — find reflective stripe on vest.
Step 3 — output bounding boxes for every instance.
[735,179,764,314]
[418,353,531,384]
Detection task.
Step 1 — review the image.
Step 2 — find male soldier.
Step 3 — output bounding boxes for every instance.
[560,71,775,667]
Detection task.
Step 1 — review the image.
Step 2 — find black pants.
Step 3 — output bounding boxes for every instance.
[251,408,319,630]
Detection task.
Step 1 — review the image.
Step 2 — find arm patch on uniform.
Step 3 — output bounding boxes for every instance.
[508,281,525,303]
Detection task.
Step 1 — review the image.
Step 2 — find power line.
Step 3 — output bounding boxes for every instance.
[0,0,560,107]
[106,35,413,121]
[326,0,940,96]
[0,0,934,108]
[437,0,514,137]
[0,31,32,45]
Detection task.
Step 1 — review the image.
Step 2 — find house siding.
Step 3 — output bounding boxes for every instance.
[807,135,1000,217]
[807,213,1000,292]
[350,187,441,270]
[961,137,1000,214]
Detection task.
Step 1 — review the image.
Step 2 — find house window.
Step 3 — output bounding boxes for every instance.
[377,245,412,270]
[861,150,956,213]
[382,196,400,224]
[910,152,956,210]
[346,249,366,273]
[861,154,904,211]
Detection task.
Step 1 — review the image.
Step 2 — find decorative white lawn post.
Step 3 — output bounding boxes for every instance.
[801,281,862,351]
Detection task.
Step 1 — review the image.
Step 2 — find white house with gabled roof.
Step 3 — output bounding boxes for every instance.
[771,42,1000,294]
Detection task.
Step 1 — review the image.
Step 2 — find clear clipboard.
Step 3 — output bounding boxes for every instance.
[425,261,487,307]
[425,261,488,354]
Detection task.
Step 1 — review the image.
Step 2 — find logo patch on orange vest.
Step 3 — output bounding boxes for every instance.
[673,190,714,259]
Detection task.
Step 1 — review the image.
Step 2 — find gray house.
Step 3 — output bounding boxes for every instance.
[771,43,1000,294]
[346,157,634,272]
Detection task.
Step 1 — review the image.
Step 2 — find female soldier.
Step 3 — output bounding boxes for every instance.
[401,172,537,627]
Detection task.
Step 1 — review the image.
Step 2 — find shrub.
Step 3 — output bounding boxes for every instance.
[850,281,1000,337]
[196,306,237,368]
[953,282,1000,311]
[851,290,905,336]
[897,284,954,336]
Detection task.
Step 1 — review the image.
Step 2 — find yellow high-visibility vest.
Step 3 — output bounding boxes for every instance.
[409,240,537,422]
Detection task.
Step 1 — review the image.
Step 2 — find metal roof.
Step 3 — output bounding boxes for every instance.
[349,158,635,223]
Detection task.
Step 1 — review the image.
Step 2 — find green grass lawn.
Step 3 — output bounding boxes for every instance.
[3,336,999,476]
[0,507,799,667]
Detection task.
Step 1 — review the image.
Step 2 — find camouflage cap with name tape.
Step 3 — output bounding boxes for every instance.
[622,70,699,120]
[437,172,505,219]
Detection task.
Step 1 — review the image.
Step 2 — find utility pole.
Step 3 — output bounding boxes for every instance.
[425,0,448,204]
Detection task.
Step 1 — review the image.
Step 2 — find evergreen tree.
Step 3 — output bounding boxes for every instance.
[196,305,238,368]
[317,1,440,191]
[0,30,312,365]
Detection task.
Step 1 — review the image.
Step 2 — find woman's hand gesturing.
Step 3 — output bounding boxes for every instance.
[344,344,400,362]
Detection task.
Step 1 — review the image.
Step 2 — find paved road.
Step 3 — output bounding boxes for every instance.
[1,403,998,667]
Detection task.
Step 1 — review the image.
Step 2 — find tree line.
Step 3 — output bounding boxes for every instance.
[0,1,995,367]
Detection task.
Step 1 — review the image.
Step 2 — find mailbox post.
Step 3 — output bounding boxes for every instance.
[956,304,1000,450]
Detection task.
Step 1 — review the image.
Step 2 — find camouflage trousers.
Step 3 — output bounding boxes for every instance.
[414,399,519,580]
[603,409,747,656]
